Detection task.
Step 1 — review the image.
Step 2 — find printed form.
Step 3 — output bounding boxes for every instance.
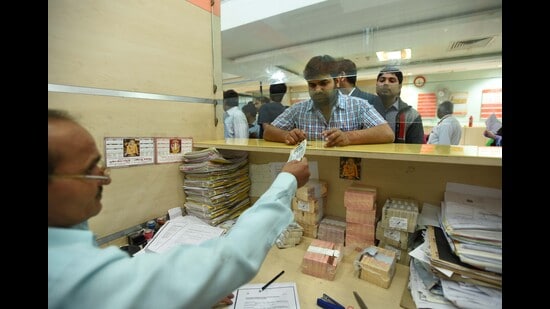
[231,282,300,309]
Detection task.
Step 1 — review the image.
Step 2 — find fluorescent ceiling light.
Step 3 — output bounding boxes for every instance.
[376,49,412,61]
[221,0,327,31]
[270,70,286,83]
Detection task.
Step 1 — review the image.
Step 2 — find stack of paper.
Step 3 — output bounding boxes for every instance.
[143,215,225,254]
[407,230,502,309]
[440,183,502,274]
[180,148,251,226]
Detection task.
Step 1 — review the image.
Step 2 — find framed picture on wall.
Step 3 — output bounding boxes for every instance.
[339,157,361,180]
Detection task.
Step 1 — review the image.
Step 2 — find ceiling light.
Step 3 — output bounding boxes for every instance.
[270,70,286,83]
[376,49,412,61]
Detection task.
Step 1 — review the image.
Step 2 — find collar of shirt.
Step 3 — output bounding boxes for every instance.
[225,106,241,115]
[385,98,399,112]
[438,114,452,124]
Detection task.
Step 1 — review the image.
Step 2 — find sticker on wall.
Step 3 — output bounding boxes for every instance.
[480,88,502,119]
[155,137,193,164]
[449,92,468,115]
[339,157,361,180]
[104,137,155,168]
[417,92,437,119]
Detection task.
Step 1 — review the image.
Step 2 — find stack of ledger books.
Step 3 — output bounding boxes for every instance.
[179,148,251,226]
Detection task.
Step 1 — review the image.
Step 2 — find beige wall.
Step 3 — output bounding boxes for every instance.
[48,0,223,238]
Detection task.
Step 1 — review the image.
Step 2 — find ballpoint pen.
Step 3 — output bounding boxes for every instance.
[259,270,285,292]
[353,291,368,309]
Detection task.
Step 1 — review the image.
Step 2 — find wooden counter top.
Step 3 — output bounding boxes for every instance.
[234,237,411,309]
[194,139,502,167]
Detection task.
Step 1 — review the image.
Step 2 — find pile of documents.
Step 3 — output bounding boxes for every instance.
[440,183,502,275]
[180,148,251,226]
[405,182,502,309]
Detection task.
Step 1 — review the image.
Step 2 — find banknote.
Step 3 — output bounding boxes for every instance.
[288,139,307,162]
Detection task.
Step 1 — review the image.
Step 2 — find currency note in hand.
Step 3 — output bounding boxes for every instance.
[288,139,307,162]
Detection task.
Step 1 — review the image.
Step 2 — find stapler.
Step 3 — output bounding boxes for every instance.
[316,293,345,309]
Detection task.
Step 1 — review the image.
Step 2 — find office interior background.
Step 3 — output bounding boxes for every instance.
[48,0,502,241]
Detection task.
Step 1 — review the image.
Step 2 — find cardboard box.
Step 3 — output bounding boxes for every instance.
[358,246,396,288]
[301,239,343,280]
[295,179,328,201]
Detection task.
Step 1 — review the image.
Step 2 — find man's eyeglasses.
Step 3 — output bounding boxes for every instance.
[49,167,111,181]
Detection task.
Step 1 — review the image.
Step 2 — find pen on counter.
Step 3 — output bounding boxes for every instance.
[259,270,285,292]
[353,291,368,309]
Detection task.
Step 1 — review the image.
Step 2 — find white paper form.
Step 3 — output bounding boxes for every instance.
[484,113,502,133]
[231,282,300,309]
[143,216,224,253]
[442,192,502,231]
[409,261,457,309]
[418,203,441,227]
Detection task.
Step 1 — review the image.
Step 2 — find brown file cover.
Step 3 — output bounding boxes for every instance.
[427,226,501,287]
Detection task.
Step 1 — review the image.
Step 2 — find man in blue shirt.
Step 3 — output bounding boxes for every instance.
[263,55,394,146]
[427,100,462,145]
[48,109,310,308]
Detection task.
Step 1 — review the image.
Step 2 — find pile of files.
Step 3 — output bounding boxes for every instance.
[439,182,502,280]
[179,147,251,226]
[405,182,502,309]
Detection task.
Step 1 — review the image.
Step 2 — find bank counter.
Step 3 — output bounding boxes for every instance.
[194,139,502,308]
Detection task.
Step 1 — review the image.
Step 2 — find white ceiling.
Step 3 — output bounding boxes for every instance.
[220,0,502,91]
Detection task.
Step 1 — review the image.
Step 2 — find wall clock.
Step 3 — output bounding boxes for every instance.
[413,75,426,87]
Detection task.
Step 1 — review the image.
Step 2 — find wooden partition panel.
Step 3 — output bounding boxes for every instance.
[48,0,222,238]
[48,0,217,97]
